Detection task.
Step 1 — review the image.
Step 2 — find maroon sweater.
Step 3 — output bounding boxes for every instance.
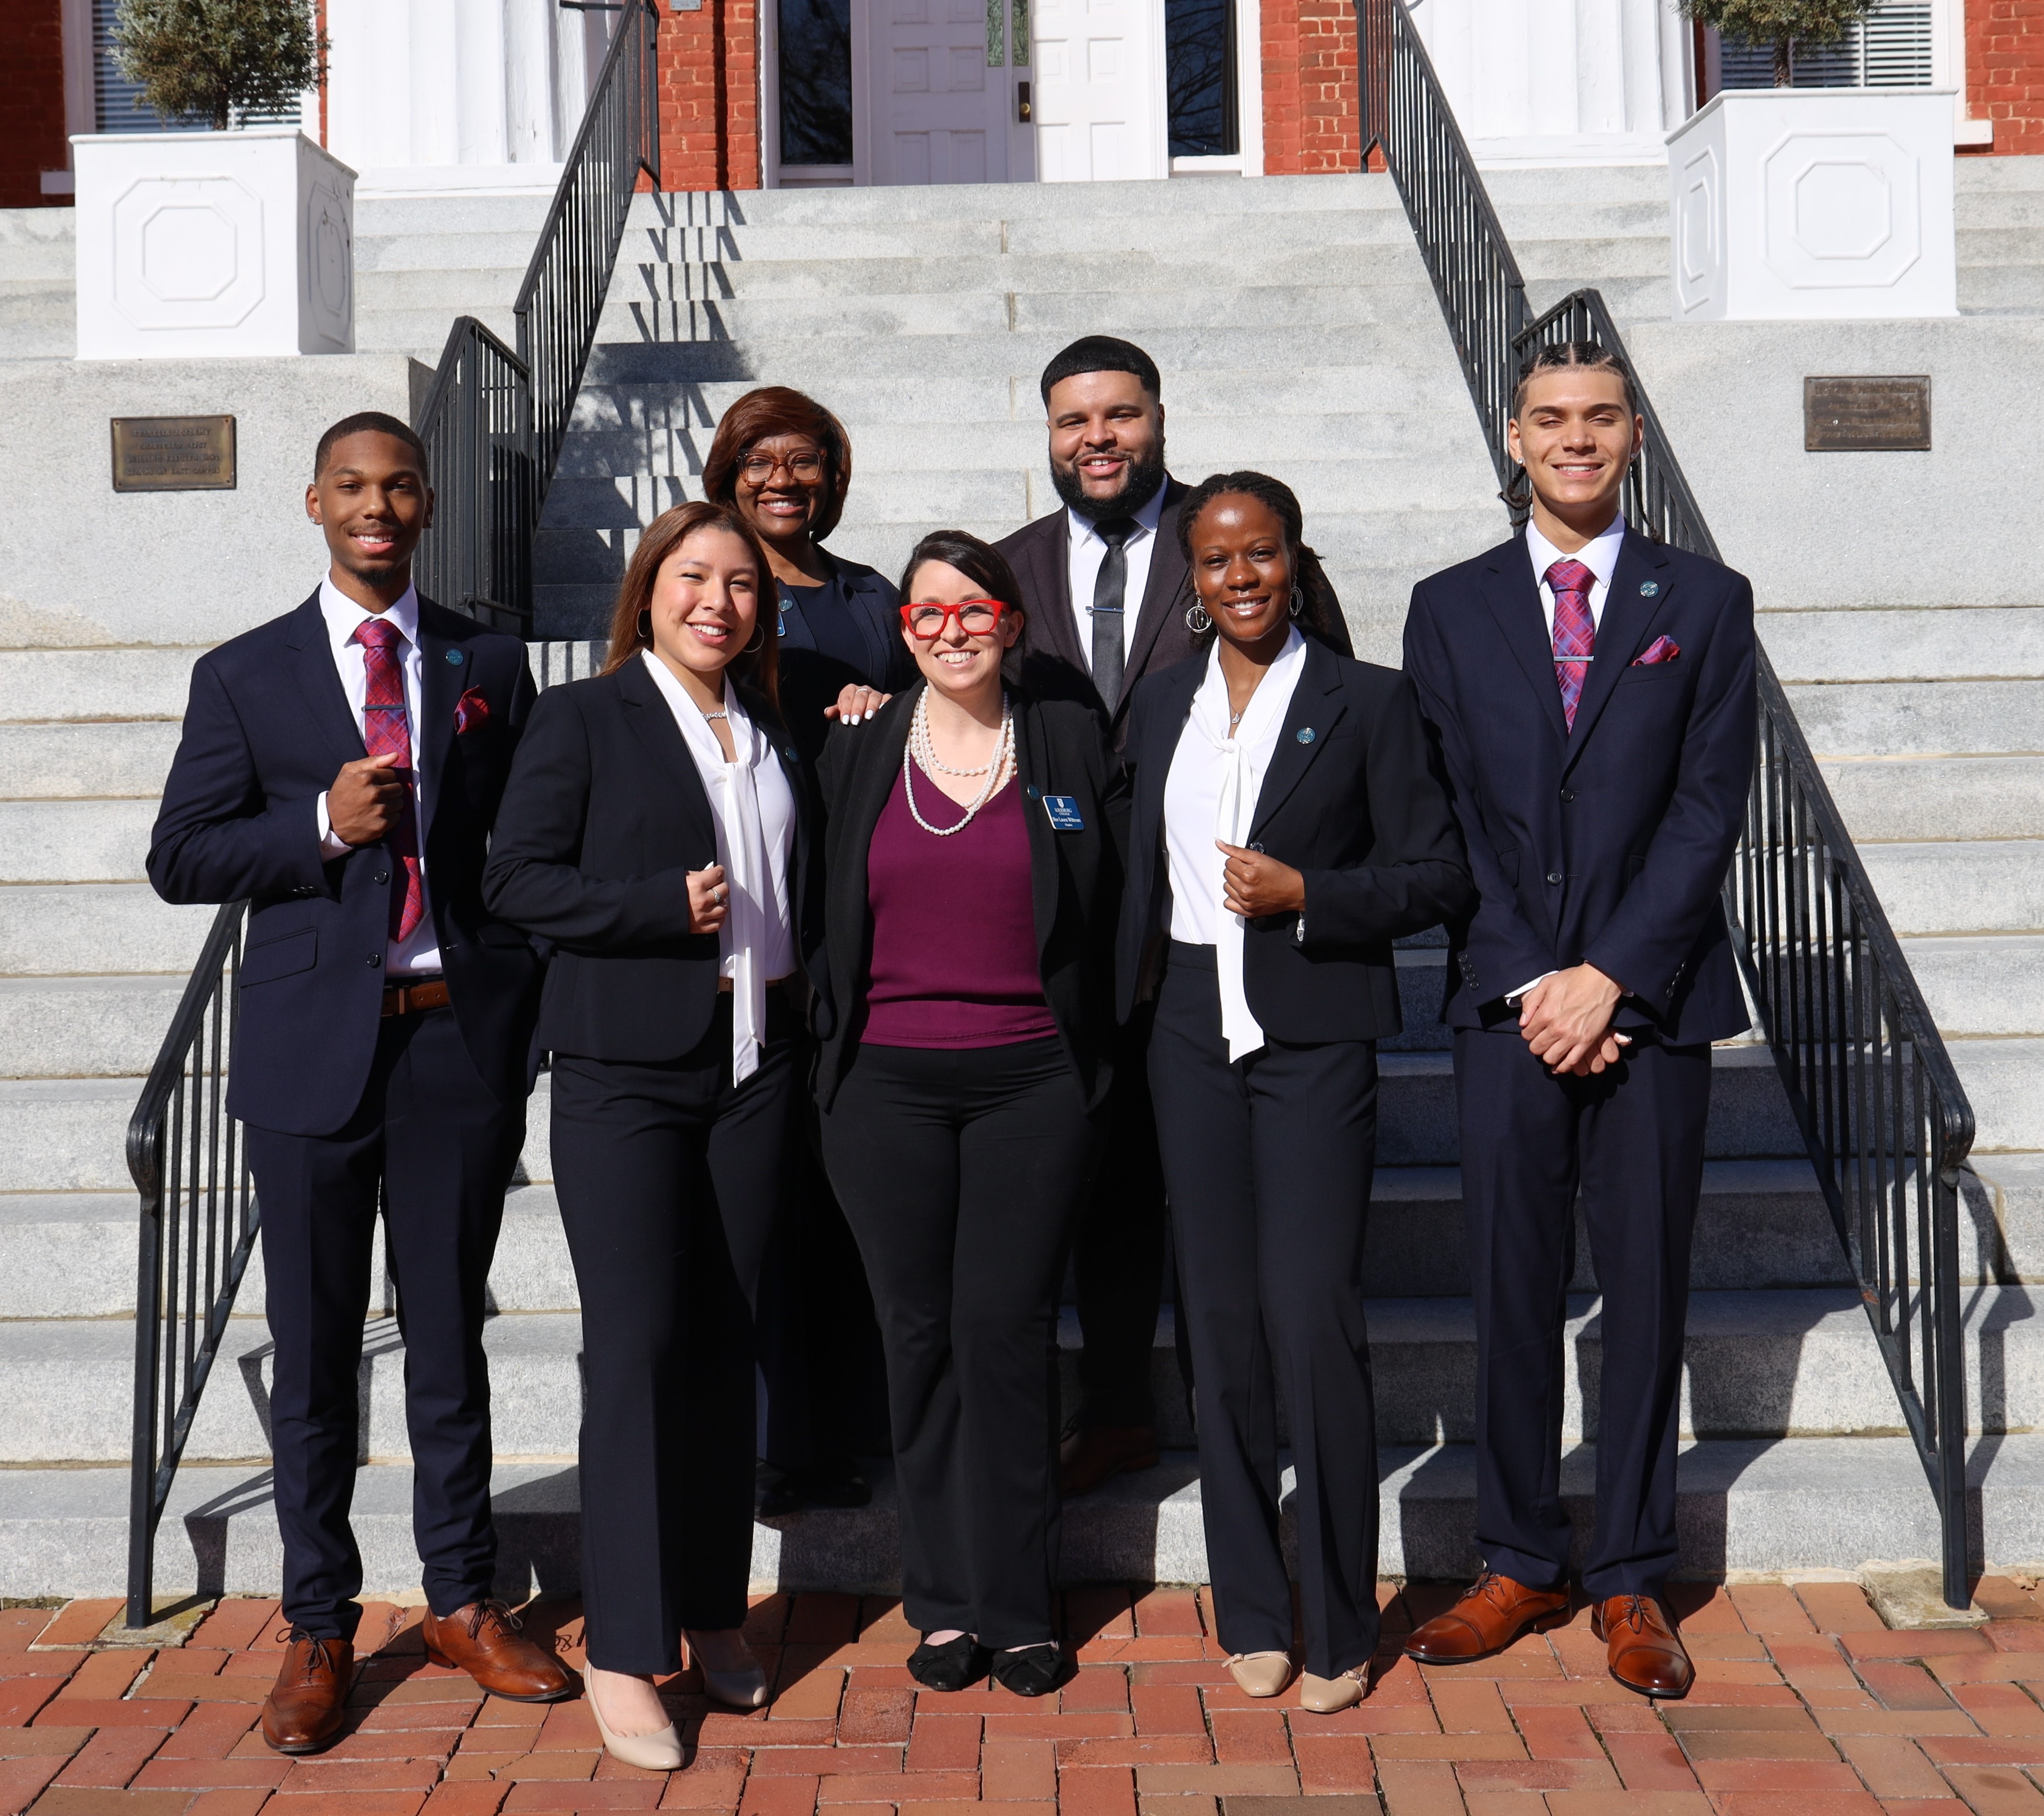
[861,769,1057,1049]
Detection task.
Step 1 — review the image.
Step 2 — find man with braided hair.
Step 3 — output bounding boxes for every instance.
[1401,343,1757,1699]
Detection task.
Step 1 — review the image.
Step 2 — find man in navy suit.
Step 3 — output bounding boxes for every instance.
[148,414,573,1752]
[1400,344,1756,1699]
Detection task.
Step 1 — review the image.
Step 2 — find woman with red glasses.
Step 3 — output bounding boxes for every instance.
[814,530,1124,1698]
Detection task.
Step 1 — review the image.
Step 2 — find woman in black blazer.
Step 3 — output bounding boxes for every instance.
[817,531,1123,1699]
[482,502,822,1769]
[1117,472,1472,1713]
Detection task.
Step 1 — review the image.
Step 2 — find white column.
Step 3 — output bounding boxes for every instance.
[325,0,611,196]
[1408,0,1691,165]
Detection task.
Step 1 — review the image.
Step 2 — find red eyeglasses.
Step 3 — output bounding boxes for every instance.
[900,599,1007,640]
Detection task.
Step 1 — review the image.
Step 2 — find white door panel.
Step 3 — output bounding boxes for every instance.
[1030,0,1165,180]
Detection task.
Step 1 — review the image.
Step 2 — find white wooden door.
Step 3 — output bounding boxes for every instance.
[869,0,1021,183]
[1029,0,1166,181]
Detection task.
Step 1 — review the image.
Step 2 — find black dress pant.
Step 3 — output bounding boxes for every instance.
[822,1037,1099,1648]
[1149,944,1382,1681]
[246,1004,524,1642]
[1068,1012,1172,1431]
[551,994,797,1673]
[1455,1026,1711,1604]
[754,1066,892,1472]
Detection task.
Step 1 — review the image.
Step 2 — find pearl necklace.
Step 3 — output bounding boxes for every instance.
[904,689,1012,836]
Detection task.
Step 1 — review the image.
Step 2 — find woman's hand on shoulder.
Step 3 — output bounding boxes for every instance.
[826,684,891,726]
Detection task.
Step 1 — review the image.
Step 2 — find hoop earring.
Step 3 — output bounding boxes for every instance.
[1185,603,1212,634]
[1289,585,1305,619]
[742,623,766,656]
[636,608,652,643]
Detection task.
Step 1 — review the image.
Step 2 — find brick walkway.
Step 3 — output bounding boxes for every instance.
[10,1578,2044,1816]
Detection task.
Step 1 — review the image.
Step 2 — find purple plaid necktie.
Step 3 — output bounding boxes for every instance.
[1546,558,1596,731]
[351,617,425,942]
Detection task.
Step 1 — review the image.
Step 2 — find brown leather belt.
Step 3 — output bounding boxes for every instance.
[382,977,452,1017]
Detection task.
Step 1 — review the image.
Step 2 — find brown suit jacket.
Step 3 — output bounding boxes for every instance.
[996,477,1196,747]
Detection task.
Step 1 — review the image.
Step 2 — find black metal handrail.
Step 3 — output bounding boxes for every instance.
[1362,0,1979,1607]
[126,902,257,1630]
[413,0,661,630]
[515,0,662,493]
[413,317,536,633]
[126,4,660,1626]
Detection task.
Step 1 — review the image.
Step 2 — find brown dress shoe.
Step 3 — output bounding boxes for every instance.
[1059,1424,1160,1498]
[260,1630,354,1754]
[423,1600,577,1702]
[1593,1594,1694,1699]
[1404,1573,1572,1663]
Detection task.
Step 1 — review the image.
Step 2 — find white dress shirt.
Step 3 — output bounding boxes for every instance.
[313,577,442,978]
[1063,483,1167,670]
[1507,512,1630,1007]
[1161,628,1309,1061]
[640,651,797,1082]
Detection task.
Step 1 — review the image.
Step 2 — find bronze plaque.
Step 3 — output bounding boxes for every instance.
[110,415,237,492]
[1804,377,1931,453]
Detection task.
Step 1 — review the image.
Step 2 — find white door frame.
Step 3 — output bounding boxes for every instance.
[1167,0,1263,176]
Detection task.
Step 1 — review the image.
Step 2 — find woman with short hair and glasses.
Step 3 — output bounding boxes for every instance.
[704,386,910,765]
[704,386,903,1515]
[815,530,1124,1699]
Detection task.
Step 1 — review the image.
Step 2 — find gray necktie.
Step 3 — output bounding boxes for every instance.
[1090,517,1138,713]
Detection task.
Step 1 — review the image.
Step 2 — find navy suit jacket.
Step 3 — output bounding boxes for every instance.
[1115,637,1473,1041]
[147,592,543,1136]
[1401,527,1757,1045]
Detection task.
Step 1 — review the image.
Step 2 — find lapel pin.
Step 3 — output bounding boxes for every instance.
[445,649,465,663]
[1639,580,1660,598]
[1296,727,1315,744]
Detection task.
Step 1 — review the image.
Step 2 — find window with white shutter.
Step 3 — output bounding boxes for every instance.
[1719,0,1934,89]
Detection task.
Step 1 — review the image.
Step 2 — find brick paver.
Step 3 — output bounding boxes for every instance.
[8,1584,2044,1814]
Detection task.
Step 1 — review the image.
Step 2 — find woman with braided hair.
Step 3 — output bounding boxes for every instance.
[1115,471,1472,1711]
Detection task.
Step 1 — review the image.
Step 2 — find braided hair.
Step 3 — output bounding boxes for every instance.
[1176,471,1354,657]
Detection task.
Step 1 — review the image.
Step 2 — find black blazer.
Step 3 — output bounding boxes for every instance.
[813,684,1127,1113]
[997,479,1199,744]
[1401,526,1757,1044]
[147,591,542,1137]
[1116,638,1474,1041]
[774,552,914,764]
[481,655,825,1064]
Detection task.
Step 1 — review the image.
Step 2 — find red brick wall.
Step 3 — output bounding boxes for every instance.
[0,0,70,210]
[1965,0,2044,156]
[1261,0,1360,176]
[658,0,762,191]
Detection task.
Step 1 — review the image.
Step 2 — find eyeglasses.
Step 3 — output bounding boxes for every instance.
[739,451,824,483]
[901,599,1006,640]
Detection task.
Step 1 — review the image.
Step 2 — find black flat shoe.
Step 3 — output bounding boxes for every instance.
[989,1643,1066,1698]
[908,1633,987,1692]
[757,1462,875,1518]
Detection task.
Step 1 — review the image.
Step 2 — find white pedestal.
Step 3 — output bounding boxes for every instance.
[1666,89,1958,321]
[72,129,357,360]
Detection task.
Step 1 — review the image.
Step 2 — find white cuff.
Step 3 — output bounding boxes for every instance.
[1504,969,1556,1007]
[315,792,351,860]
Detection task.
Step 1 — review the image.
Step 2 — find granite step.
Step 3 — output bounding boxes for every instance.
[9,1433,2041,1601]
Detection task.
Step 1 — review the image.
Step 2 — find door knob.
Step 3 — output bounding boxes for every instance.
[1017,79,1032,122]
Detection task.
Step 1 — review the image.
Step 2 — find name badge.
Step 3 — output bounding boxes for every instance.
[1042,794,1085,832]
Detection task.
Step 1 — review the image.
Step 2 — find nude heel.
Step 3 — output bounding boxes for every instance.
[586,1673,683,1771]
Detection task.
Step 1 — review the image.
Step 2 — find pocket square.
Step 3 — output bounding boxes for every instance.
[453,687,491,733]
[1632,636,1680,667]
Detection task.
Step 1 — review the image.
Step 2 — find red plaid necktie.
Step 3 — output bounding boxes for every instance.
[351,617,425,942]
[1546,558,1596,731]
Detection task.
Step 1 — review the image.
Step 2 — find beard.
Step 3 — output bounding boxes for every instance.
[1051,439,1167,523]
